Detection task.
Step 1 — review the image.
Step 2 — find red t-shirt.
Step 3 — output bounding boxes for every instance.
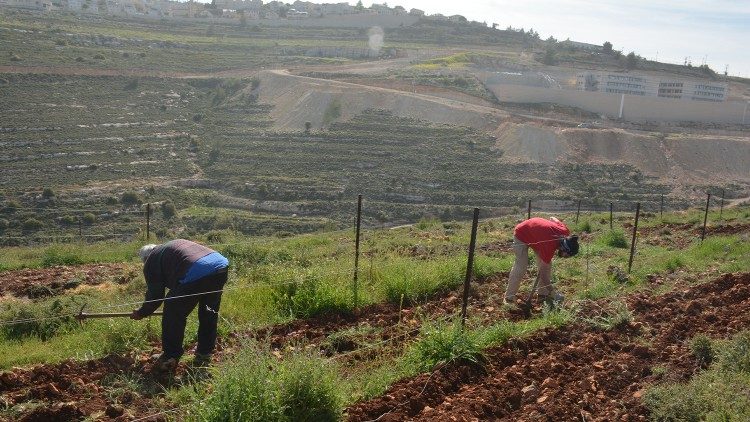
[514,218,570,264]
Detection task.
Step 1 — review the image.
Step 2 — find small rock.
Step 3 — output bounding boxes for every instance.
[536,395,548,403]
[422,405,433,413]
[632,389,645,399]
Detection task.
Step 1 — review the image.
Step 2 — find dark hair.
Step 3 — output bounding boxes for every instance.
[561,235,579,256]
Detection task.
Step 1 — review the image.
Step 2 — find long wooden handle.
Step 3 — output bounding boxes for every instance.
[77,311,163,320]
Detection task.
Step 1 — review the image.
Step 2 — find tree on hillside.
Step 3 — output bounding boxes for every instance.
[603,41,613,53]
[626,52,638,69]
[543,47,557,65]
[355,0,363,10]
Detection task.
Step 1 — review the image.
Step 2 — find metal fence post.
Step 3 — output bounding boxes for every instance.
[701,193,711,243]
[575,199,581,224]
[353,195,362,309]
[627,202,641,273]
[527,200,531,220]
[461,208,480,328]
[719,189,725,219]
[145,203,151,241]
[609,202,613,230]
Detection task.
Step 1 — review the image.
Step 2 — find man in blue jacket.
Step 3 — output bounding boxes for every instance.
[131,239,229,370]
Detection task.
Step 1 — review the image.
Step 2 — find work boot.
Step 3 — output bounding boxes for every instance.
[151,353,178,374]
[192,353,212,368]
[538,290,565,307]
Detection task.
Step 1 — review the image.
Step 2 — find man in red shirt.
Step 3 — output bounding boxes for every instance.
[505,217,579,305]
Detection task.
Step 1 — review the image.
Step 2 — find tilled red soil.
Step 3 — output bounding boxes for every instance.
[0,271,521,421]
[0,352,174,421]
[0,264,132,299]
[243,272,523,364]
[346,272,750,421]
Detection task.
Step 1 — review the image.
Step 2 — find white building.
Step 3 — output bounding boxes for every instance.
[577,72,727,102]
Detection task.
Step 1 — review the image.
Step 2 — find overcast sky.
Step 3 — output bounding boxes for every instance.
[347,1,750,78]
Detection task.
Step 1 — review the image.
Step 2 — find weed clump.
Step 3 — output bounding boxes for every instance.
[0,298,81,340]
[690,334,714,367]
[191,344,343,421]
[271,270,351,319]
[407,318,484,371]
[41,246,84,267]
[584,300,632,331]
[600,229,628,248]
[645,330,750,420]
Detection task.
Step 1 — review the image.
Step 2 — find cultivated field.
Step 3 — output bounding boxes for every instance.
[1,6,750,421]
[0,206,748,420]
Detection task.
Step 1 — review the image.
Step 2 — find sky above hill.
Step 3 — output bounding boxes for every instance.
[352,0,750,78]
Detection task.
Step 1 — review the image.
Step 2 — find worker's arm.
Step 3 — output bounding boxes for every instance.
[549,217,561,224]
[134,273,165,317]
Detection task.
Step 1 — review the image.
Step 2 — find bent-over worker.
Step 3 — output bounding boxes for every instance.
[132,239,229,369]
[505,217,578,305]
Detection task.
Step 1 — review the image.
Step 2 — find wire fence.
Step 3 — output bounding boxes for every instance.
[0,190,746,421]
[1,187,736,247]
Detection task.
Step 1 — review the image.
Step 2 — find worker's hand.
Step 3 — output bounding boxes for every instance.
[130,310,144,320]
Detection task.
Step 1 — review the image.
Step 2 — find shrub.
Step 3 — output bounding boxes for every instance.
[718,331,750,374]
[161,201,176,219]
[22,218,43,231]
[60,215,77,226]
[55,39,67,46]
[121,191,142,206]
[600,229,628,248]
[93,53,105,60]
[10,54,21,62]
[41,188,55,199]
[105,196,118,205]
[81,212,96,225]
[192,114,203,123]
[0,218,7,231]
[690,334,714,367]
[75,56,85,62]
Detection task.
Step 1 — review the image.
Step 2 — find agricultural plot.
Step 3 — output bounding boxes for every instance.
[0,208,747,420]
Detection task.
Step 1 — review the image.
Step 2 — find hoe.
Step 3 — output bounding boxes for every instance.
[75,305,162,322]
[519,273,541,318]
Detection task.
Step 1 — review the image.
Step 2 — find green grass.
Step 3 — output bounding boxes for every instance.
[645,331,750,421]
[179,343,343,422]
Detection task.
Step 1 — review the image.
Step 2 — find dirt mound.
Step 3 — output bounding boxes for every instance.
[0,264,132,299]
[493,122,750,185]
[255,70,506,131]
[347,272,750,421]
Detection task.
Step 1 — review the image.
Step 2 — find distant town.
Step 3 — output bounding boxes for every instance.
[0,0,469,24]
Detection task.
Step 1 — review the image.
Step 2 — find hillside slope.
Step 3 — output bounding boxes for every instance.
[493,123,750,184]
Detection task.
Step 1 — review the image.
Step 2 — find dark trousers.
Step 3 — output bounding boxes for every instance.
[162,270,227,360]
